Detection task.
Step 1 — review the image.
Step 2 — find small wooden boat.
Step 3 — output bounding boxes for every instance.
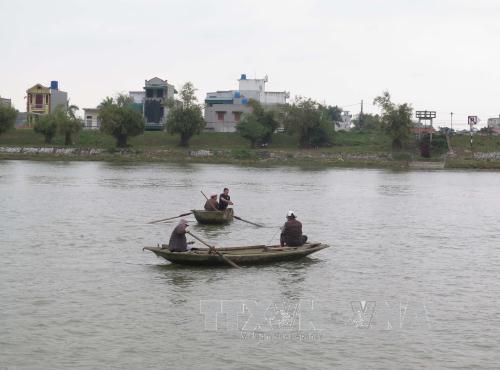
[143,242,329,266]
[191,208,234,224]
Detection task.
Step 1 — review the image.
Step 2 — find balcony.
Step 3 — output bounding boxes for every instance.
[31,104,46,111]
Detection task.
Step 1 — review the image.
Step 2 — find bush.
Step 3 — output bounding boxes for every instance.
[0,104,17,136]
[231,148,255,160]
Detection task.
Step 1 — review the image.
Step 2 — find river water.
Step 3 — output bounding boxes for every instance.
[0,160,499,369]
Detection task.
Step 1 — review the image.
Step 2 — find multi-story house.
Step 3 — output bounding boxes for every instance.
[26,81,67,125]
[83,108,100,129]
[487,116,500,134]
[142,77,176,130]
[205,74,289,132]
[0,97,12,107]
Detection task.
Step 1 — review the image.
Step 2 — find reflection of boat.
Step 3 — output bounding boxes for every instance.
[143,243,329,266]
[191,208,234,224]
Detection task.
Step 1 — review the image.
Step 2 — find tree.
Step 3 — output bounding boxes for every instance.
[0,103,17,136]
[352,113,382,132]
[166,82,205,147]
[98,94,145,147]
[282,97,334,148]
[236,99,279,148]
[325,105,343,123]
[56,106,82,145]
[236,114,267,148]
[373,91,413,150]
[34,114,58,144]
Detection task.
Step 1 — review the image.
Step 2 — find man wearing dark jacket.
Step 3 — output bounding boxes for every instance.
[167,219,189,252]
[280,210,308,247]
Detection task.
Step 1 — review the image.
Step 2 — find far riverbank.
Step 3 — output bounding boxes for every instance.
[1,129,500,169]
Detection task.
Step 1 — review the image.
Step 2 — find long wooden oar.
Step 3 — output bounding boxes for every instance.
[187,231,241,269]
[148,212,192,224]
[233,215,263,227]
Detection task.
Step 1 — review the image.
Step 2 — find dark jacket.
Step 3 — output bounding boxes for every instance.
[168,223,188,252]
[281,218,304,246]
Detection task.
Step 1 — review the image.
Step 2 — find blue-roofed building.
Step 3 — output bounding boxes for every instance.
[204,74,289,132]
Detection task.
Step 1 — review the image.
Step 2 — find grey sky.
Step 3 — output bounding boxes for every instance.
[1,0,499,128]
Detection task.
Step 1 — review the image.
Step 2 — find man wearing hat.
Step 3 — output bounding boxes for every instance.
[167,219,190,252]
[204,193,219,211]
[280,210,307,247]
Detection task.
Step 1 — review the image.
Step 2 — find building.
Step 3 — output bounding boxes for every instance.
[204,74,289,132]
[26,81,67,125]
[336,111,352,131]
[142,77,176,130]
[83,108,100,130]
[0,97,12,107]
[487,116,500,135]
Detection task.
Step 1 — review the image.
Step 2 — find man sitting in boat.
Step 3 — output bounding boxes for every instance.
[204,193,219,211]
[166,219,189,252]
[218,187,234,211]
[280,210,308,247]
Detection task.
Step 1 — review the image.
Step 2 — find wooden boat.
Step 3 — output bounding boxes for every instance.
[191,208,234,224]
[143,242,329,266]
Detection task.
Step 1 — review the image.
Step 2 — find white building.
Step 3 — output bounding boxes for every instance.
[487,116,500,128]
[83,108,100,129]
[336,111,353,131]
[204,74,289,132]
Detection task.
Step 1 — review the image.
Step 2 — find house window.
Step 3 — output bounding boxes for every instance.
[216,111,225,121]
[157,89,164,98]
[233,112,242,122]
[46,95,49,104]
[35,94,43,105]
[146,89,154,98]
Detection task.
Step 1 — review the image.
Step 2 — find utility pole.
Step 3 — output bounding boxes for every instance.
[359,99,364,128]
[450,112,453,131]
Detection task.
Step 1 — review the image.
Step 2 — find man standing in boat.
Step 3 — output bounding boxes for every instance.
[218,187,234,211]
[280,210,307,247]
[204,193,219,211]
[167,219,189,252]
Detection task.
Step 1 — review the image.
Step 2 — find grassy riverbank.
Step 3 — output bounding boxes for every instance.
[1,128,500,169]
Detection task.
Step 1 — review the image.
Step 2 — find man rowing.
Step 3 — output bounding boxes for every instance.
[280,210,308,247]
[166,219,189,252]
[218,187,234,211]
[204,193,219,211]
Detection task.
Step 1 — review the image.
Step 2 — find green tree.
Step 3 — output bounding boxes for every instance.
[282,97,334,148]
[236,114,267,148]
[352,113,382,132]
[166,82,205,147]
[236,99,279,148]
[0,103,17,136]
[98,94,145,147]
[33,114,58,144]
[325,105,343,123]
[373,91,413,150]
[56,106,82,145]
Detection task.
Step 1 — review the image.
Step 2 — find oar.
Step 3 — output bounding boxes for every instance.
[148,212,192,224]
[201,190,209,200]
[187,231,241,269]
[233,215,264,227]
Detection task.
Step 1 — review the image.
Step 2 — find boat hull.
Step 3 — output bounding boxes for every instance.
[191,208,234,224]
[143,243,329,266]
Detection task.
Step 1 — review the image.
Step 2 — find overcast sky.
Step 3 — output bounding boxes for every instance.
[1,0,499,128]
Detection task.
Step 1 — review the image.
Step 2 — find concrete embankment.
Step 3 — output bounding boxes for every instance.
[1,146,500,169]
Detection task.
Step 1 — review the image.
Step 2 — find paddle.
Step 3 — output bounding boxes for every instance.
[187,231,241,269]
[148,212,192,224]
[233,215,264,227]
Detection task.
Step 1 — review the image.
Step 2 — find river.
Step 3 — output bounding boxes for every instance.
[0,160,499,369]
